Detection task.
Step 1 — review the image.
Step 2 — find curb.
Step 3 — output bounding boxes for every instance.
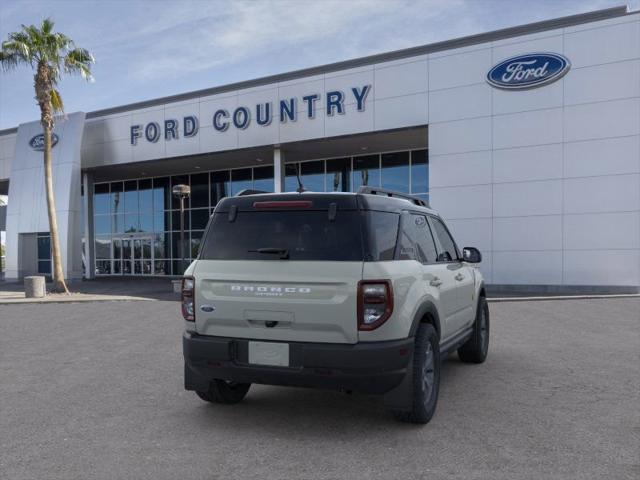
[0,296,159,305]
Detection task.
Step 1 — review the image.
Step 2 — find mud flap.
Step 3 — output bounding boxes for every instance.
[382,352,414,412]
[184,363,210,392]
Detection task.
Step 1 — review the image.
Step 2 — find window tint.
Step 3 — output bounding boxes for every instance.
[429,217,459,262]
[398,214,438,263]
[363,211,399,261]
[201,211,363,261]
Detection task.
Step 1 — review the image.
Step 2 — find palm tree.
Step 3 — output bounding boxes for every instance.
[0,18,94,293]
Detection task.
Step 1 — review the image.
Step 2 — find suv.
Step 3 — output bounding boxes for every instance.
[182,187,489,424]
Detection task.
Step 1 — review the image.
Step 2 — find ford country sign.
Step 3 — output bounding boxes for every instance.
[29,133,59,151]
[487,53,570,90]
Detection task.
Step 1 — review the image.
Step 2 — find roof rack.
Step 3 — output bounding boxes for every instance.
[234,189,269,197]
[357,186,429,207]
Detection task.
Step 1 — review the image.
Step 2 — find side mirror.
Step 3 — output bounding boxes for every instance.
[463,247,482,263]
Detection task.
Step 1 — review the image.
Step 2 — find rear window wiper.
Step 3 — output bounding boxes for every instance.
[248,247,290,259]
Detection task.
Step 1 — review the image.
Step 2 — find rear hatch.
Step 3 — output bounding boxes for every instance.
[193,194,364,344]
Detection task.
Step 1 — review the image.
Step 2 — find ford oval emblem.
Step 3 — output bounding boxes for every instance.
[29,133,59,151]
[200,305,215,312]
[487,53,570,90]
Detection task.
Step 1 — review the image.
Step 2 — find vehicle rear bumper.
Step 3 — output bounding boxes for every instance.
[183,332,413,394]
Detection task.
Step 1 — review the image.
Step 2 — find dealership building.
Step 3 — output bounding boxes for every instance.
[0,5,639,292]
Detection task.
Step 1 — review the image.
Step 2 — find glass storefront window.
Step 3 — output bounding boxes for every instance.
[190,173,209,208]
[172,210,190,231]
[124,213,139,233]
[231,168,252,195]
[138,179,153,212]
[111,182,123,215]
[211,171,230,206]
[353,154,380,191]
[381,151,410,193]
[284,164,300,192]
[153,211,169,232]
[301,160,325,192]
[153,177,170,211]
[124,180,138,213]
[253,166,274,192]
[326,158,350,192]
[95,215,111,235]
[411,149,428,194]
[94,183,110,214]
[139,212,153,232]
[95,236,111,259]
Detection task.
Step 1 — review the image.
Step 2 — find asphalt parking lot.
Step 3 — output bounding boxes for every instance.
[0,297,638,480]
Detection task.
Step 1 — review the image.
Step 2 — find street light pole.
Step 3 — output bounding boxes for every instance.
[172,184,191,275]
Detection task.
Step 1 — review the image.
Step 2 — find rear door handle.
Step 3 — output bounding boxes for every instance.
[430,277,443,287]
[454,273,465,281]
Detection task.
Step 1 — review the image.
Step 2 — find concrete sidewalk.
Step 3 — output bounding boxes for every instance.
[0,277,179,304]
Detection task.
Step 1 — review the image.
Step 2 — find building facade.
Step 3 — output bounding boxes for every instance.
[0,6,639,292]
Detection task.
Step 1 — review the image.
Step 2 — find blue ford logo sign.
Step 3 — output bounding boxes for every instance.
[29,133,59,151]
[487,53,570,90]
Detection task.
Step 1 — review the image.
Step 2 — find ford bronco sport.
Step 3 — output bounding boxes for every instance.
[182,187,489,424]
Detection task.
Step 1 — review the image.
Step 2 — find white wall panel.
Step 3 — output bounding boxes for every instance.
[374,60,427,100]
[429,116,491,155]
[493,108,562,149]
[563,174,640,214]
[428,83,491,123]
[564,98,640,143]
[493,143,562,183]
[324,68,374,107]
[493,215,562,251]
[428,48,492,90]
[492,80,563,115]
[564,135,640,178]
[102,114,133,143]
[325,102,374,138]
[564,212,640,250]
[374,93,428,131]
[199,124,238,153]
[564,20,640,68]
[279,113,325,143]
[564,60,640,106]
[493,180,562,217]
[444,218,492,251]
[103,139,132,165]
[493,251,563,285]
[563,250,640,286]
[429,150,492,188]
[429,184,492,219]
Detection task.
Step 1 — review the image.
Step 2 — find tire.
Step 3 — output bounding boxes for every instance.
[393,323,441,424]
[458,296,490,364]
[195,380,251,404]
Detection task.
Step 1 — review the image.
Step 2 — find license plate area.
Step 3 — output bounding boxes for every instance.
[248,341,290,367]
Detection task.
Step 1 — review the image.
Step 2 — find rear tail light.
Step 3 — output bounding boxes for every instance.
[357,280,393,331]
[181,276,195,321]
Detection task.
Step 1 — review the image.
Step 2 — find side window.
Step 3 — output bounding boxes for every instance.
[429,217,459,262]
[397,213,438,263]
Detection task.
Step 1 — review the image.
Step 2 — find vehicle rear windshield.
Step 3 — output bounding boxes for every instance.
[200,210,399,261]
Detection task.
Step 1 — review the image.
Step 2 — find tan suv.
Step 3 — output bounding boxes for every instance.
[182,187,489,424]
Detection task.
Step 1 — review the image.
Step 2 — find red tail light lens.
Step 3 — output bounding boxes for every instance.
[253,200,313,209]
[181,276,195,321]
[357,280,393,331]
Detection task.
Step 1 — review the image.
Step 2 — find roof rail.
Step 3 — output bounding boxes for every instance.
[357,186,429,207]
[234,189,269,197]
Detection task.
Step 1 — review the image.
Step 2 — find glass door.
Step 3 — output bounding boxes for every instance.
[133,237,153,275]
[114,236,154,275]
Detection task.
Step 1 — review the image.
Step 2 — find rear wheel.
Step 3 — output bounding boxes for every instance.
[458,296,489,364]
[196,380,251,404]
[393,323,440,424]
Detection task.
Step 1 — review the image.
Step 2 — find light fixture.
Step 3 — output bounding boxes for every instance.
[360,146,368,151]
[194,166,201,169]
[256,157,263,162]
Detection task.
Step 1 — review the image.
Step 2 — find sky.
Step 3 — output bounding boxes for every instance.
[0,0,636,130]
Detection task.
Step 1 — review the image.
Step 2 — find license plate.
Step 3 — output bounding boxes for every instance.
[248,341,289,367]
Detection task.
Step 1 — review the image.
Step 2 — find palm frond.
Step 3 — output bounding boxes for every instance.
[50,88,64,113]
[64,47,94,81]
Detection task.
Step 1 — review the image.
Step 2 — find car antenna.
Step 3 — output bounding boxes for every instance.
[295,163,305,193]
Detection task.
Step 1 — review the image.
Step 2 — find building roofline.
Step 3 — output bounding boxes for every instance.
[0,5,631,135]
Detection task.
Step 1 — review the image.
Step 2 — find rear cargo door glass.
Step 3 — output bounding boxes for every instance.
[201,211,363,261]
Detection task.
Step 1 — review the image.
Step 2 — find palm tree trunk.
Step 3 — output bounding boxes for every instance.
[43,122,69,293]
